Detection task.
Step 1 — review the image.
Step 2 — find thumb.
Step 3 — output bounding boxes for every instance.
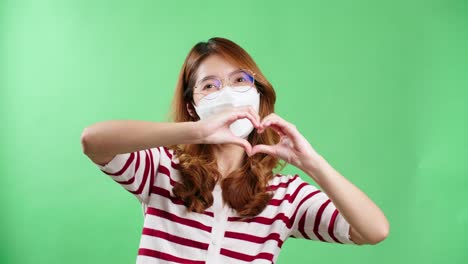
[229,137,253,156]
[251,144,276,156]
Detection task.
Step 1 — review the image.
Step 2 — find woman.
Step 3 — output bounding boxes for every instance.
[81,37,389,263]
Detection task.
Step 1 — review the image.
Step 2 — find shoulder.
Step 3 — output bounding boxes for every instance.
[266,173,318,196]
[156,146,180,165]
[152,146,183,187]
[158,146,175,160]
[267,173,302,191]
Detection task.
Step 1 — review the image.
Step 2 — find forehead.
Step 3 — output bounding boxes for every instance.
[196,54,240,80]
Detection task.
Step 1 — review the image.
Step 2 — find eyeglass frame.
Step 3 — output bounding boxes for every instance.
[191,68,257,98]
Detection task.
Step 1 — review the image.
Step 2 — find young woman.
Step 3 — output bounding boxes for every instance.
[81,37,389,263]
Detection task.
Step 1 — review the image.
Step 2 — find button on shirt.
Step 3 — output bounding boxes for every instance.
[94,146,356,264]
[206,184,230,263]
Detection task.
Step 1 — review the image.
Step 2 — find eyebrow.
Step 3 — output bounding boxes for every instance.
[198,68,242,82]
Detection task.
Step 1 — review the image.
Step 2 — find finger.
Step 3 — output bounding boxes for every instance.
[247,105,261,128]
[238,105,260,128]
[259,113,278,129]
[229,136,252,156]
[226,109,252,124]
[260,113,274,125]
[268,118,297,137]
[251,144,276,156]
[267,123,286,136]
[260,116,284,132]
[258,115,277,133]
[234,108,261,128]
[258,123,285,136]
[224,109,258,128]
[267,119,302,146]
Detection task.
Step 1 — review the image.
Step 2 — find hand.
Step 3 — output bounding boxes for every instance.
[196,105,261,155]
[250,113,321,170]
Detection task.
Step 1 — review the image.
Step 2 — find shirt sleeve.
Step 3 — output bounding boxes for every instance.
[93,147,161,204]
[288,176,356,245]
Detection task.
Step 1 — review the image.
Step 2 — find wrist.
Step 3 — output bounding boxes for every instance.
[186,121,205,145]
[302,154,329,181]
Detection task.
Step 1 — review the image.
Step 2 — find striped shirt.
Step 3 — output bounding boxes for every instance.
[94,146,355,264]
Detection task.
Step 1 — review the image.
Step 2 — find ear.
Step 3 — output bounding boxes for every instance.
[186,102,195,117]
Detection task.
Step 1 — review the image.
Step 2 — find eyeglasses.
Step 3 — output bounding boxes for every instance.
[192,69,256,101]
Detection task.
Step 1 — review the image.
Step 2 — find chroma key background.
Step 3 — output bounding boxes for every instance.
[1,0,467,263]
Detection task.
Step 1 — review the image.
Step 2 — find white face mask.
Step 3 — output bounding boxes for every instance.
[192,86,260,139]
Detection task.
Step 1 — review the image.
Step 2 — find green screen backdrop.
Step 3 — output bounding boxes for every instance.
[2,0,467,263]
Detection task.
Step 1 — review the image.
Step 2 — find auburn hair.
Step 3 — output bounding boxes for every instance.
[166,37,287,218]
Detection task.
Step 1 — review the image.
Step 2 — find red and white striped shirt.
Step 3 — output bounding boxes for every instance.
[94,146,355,264]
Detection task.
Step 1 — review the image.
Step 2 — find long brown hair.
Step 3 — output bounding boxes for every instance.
[167,37,286,218]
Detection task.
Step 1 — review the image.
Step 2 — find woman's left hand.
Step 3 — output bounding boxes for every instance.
[250,113,322,170]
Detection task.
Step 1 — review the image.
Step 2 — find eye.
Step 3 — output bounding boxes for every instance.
[231,71,254,85]
[203,84,216,90]
[199,78,221,90]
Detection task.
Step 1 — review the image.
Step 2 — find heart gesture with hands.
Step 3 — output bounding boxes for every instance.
[196,105,261,155]
[251,112,321,170]
[196,105,321,171]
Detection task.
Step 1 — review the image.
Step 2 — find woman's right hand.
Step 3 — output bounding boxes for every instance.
[195,105,261,156]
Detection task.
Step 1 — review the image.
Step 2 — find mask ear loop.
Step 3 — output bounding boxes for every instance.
[190,102,199,119]
[186,100,200,120]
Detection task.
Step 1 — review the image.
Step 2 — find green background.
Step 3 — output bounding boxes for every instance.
[2,0,467,263]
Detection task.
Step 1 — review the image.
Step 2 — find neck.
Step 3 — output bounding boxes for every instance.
[212,143,246,177]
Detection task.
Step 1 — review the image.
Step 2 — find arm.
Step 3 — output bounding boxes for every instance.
[251,112,390,245]
[349,225,368,245]
[80,120,202,165]
[82,107,263,204]
[81,120,203,204]
[81,105,261,165]
[302,156,389,245]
